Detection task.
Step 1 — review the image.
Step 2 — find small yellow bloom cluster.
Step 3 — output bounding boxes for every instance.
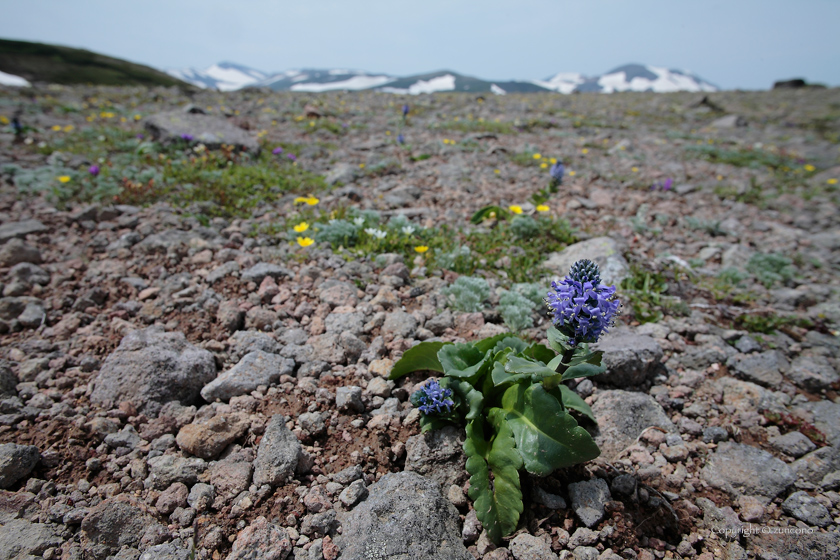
[57,175,71,183]
[536,204,550,212]
[293,196,320,206]
[297,237,314,247]
[443,138,454,145]
[293,222,309,233]
[804,164,816,172]
[414,246,429,253]
[509,205,523,215]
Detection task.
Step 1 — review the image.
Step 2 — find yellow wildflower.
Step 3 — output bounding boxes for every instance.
[385,131,391,136]
[359,163,365,169]
[828,178,838,185]
[51,125,62,131]
[414,246,429,253]
[582,148,589,154]
[309,121,315,127]
[804,164,816,172]
[294,222,309,233]
[63,125,74,132]
[134,114,142,121]
[297,237,314,247]
[549,157,557,164]
[631,167,639,173]
[57,176,71,183]
[0,116,9,125]
[294,196,320,206]
[533,153,542,160]
[509,205,523,214]
[540,163,548,169]
[569,171,576,177]
[536,204,550,212]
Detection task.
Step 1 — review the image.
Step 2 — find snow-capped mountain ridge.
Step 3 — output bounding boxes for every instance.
[167,63,717,94]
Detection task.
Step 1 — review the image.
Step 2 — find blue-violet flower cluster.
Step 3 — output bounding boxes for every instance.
[549,161,565,185]
[414,379,454,415]
[545,259,620,345]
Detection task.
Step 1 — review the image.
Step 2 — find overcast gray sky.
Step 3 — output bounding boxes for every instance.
[3,0,839,89]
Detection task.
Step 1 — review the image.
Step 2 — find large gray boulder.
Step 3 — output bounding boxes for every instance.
[90,327,217,417]
[81,496,165,559]
[336,471,471,560]
[593,329,664,387]
[0,220,47,243]
[591,390,675,460]
[544,237,629,286]
[253,415,302,487]
[0,519,61,560]
[404,425,467,487]
[0,443,40,489]
[144,111,260,152]
[201,351,295,403]
[701,442,794,503]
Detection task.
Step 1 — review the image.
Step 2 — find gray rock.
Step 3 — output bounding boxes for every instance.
[146,455,207,490]
[571,547,599,560]
[791,447,840,486]
[299,412,326,437]
[7,262,49,286]
[567,527,599,549]
[0,443,39,489]
[711,114,747,128]
[701,442,794,503]
[734,335,762,354]
[217,301,245,333]
[0,364,16,397]
[336,386,364,413]
[0,518,61,560]
[788,354,839,391]
[241,262,293,284]
[91,327,217,417]
[462,509,481,543]
[726,351,787,389]
[702,426,729,444]
[782,491,832,528]
[335,471,471,560]
[140,541,192,560]
[17,302,46,328]
[0,220,47,243]
[508,534,557,560]
[339,479,369,508]
[532,486,566,509]
[592,330,664,387]
[544,237,629,286]
[300,509,337,538]
[187,483,215,512]
[331,465,364,485]
[144,111,260,152]
[226,516,292,560]
[318,281,359,308]
[610,474,636,496]
[800,400,840,447]
[310,333,346,364]
[768,431,816,458]
[425,309,454,335]
[81,496,164,559]
[201,351,294,402]
[751,531,840,560]
[325,163,357,186]
[0,238,41,267]
[229,331,281,360]
[696,498,742,540]
[381,310,418,339]
[206,261,240,284]
[325,311,365,336]
[591,390,675,460]
[405,425,467,487]
[104,425,141,450]
[567,478,611,528]
[253,414,301,487]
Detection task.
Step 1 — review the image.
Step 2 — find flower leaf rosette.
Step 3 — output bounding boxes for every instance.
[390,259,620,543]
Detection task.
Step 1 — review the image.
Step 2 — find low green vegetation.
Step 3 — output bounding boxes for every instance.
[619,263,690,323]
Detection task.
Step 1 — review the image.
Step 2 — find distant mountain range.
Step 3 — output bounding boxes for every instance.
[166,62,718,94]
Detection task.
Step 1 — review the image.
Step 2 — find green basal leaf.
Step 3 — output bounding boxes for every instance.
[452,380,484,420]
[464,410,523,544]
[419,415,451,433]
[474,332,516,354]
[547,326,570,354]
[504,356,555,379]
[438,343,488,379]
[389,341,448,380]
[568,348,604,367]
[560,362,606,381]
[502,384,600,476]
[490,337,529,357]
[491,360,533,388]
[554,384,596,423]
[470,205,506,225]
[521,343,555,365]
[546,354,563,371]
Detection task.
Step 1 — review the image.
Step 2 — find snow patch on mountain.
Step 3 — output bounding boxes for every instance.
[381,74,457,95]
[0,70,31,87]
[167,63,267,91]
[290,75,394,92]
[577,64,717,93]
[533,72,587,94]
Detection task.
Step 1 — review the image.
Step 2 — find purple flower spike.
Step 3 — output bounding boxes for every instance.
[402,104,409,116]
[88,165,100,177]
[136,133,145,139]
[397,134,405,145]
[287,153,297,161]
[272,147,284,155]
[545,259,620,346]
[413,379,454,416]
[550,162,564,184]
[663,178,673,190]
[180,133,194,142]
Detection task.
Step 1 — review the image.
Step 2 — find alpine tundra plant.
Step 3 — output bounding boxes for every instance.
[390,259,620,543]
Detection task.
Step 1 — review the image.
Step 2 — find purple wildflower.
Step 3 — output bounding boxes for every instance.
[180,133,194,142]
[549,162,564,184]
[662,178,673,190]
[413,379,454,416]
[545,259,620,346]
[397,133,405,145]
[272,146,284,155]
[287,153,297,161]
[402,104,409,116]
[136,133,145,139]
[88,165,100,177]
